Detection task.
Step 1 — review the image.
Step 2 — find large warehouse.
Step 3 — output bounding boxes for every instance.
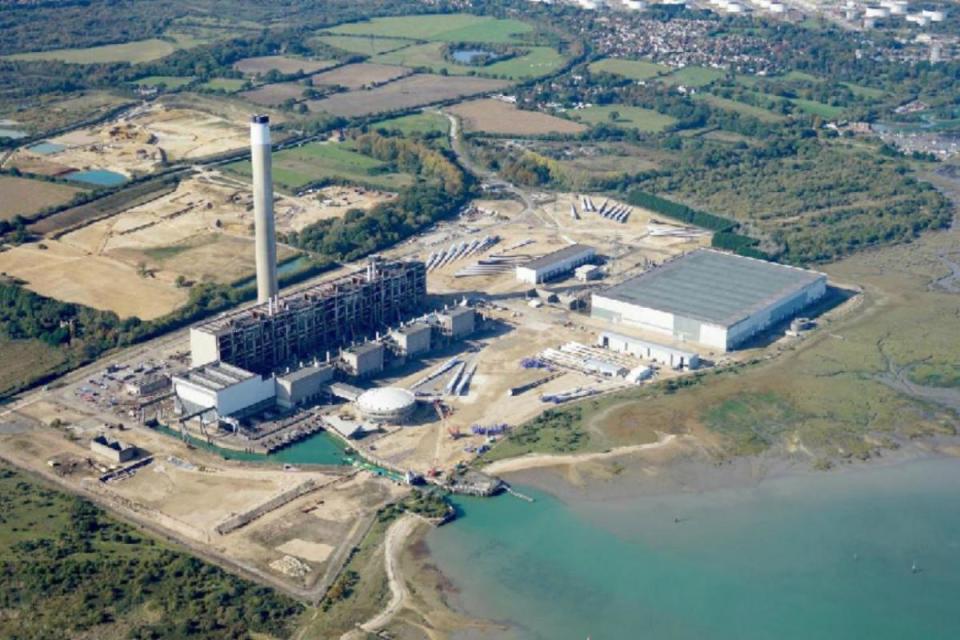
[591,249,827,351]
[516,244,596,284]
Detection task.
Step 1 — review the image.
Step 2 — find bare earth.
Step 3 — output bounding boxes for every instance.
[0,175,83,219]
[311,63,413,90]
[234,56,335,75]
[447,99,587,135]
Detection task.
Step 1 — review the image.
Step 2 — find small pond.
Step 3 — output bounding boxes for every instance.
[64,169,127,187]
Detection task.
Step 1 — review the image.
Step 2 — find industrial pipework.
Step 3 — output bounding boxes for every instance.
[251,114,278,304]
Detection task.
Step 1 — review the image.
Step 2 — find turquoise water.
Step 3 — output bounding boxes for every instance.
[0,127,28,139]
[65,169,127,187]
[155,425,348,466]
[28,141,65,155]
[428,458,960,639]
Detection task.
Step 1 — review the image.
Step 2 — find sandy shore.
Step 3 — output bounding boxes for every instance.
[481,432,681,475]
[356,514,420,635]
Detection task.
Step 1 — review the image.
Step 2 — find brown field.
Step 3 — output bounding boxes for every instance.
[0,176,83,219]
[234,56,334,76]
[447,99,587,135]
[1,91,132,137]
[6,155,76,177]
[307,74,509,117]
[11,104,251,180]
[310,63,413,90]
[240,82,310,107]
[0,241,188,320]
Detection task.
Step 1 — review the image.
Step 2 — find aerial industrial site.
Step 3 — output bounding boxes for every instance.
[0,111,838,600]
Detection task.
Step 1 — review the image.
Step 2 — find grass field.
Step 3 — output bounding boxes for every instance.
[315,34,414,55]
[373,111,450,137]
[694,93,786,122]
[4,33,204,64]
[0,337,68,397]
[327,13,533,44]
[842,82,886,99]
[573,104,677,132]
[791,98,845,119]
[374,42,564,80]
[449,98,586,135]
[198,77,248,92]
[133,75,195,89]
[226,142,413,192]
[0,176,84,219]
[240,82,310,106]
[660,66,724,88]
[588,58,669,81]
[307,74,509,118]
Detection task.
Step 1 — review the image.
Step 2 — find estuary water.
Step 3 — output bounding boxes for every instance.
[427,457,960,640]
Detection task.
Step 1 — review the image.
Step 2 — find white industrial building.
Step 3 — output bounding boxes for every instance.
[598,331,700,370]
[516,244,597,284]
[591,250,827,352]
[172,362,276,418]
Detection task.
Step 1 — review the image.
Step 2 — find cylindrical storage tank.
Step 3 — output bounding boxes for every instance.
[356,387,417,424]
[865,6,890,17]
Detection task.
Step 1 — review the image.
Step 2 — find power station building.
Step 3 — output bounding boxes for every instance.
[190,257,427,373]
[591,250,827,351]
[516,244,597,284]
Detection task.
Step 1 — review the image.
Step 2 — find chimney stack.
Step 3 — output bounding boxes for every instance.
[251,114,278,304]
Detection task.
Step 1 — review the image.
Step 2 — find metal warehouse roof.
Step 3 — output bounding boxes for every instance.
[596,249,825,328]
[522,244,596,271]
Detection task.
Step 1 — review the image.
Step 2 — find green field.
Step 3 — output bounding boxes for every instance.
[198,77,249,92]
[589,58,669,81]
[4,33,204,64]
[327,13,533,44]
[842,82,886,99]
[374,42,564,80]
[226,142,413,192]
[133,75,195,89]
[791,98,845,118]
[573,105,677,132]
[695,93,786,122]
[660,66,725,88]
[0,337,68,397]
[373,111,450,138]
[315,34,414,55]
[0,463,303,638]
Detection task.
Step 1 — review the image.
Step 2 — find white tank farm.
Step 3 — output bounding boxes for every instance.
[356,387,417,424]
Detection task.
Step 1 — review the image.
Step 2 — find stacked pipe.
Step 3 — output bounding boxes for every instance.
[427,235,500,272]
[594,199,630,224]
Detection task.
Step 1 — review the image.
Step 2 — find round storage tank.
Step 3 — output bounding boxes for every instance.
[356,387,417,424]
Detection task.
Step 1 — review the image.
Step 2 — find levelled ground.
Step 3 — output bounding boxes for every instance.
[447,99,586,136]
[325,13,533,44]
[0,175,84,219]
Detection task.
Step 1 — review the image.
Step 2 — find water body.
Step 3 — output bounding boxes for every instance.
[427,458,960,639]
[64,169,127,187]
[452,49,493,64]
[28,141,66,155]
[0,127,28,139]
[155,425,348,466]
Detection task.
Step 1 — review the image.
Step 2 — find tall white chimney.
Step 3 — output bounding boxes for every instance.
[251,114,278,304]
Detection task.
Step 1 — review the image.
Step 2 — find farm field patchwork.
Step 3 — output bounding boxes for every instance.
[234,56,335,76]
[307,74,509,118]
[3,33,205,64]
[572,104,677,132]
[374,42,565,80]
[0,176,84,219]
[225,142,414,192]
[310,63,413,90]
[326,13,533,44]
[240,82,311,107]
[448,99,586,135]
[315,35,414,55]
[372,111,450,137]
[588,58,669,80]
[660,66,724,88]
[694,93,786,122]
